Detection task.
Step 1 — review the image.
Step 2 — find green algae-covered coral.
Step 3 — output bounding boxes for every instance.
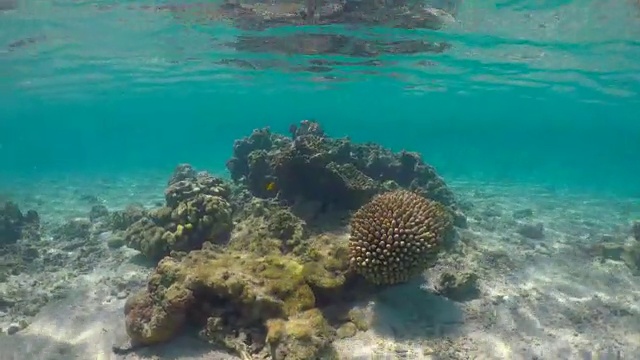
[120,162,463,358]
[228,198,308,256]
[124,288,192,345]
[123,166,233,261]
[109,204,146,231]
[349,190,454,285]
[123,233,361,359]
[266,308,338,360]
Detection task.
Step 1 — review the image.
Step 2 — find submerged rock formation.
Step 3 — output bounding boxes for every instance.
[118,120,469,358]
[0,202,40,245]
[226,120,466,226]
[587,241,640,275]
[121,185,458,357]
[123,165,233,261]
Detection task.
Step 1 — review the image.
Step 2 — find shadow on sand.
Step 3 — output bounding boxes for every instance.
[122,333,239,360]
[370,278,464,341]
[0,282,240,360]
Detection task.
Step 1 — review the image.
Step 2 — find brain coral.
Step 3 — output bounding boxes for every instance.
[348,190,453,285]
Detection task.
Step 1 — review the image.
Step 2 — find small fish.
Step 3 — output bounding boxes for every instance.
[266,181,277,192]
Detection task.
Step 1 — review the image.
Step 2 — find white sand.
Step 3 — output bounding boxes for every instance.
[1,175,639,359]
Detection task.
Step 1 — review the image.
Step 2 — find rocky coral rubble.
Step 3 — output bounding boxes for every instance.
[0,199,151,336]
[0,201,40,245]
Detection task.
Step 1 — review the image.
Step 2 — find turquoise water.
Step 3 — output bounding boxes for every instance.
[2,1,640,358]
[1,0,640,195]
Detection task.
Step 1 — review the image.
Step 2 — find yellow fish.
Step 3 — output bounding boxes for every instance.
[266,181,277,192]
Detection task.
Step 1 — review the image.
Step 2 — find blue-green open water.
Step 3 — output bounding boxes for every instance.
[1,0,639,196]
[1,1,640,358]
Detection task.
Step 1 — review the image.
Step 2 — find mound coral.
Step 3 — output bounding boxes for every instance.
[123,234,361,359]
[123,165,233,261]
[348,190,453,285]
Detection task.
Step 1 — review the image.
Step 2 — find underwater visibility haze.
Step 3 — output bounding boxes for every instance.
[0,0,640,359]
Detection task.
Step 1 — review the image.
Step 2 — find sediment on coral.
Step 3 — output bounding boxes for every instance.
[226,119,466,226]
[0,201,40,245]
[228,197,309,256]
[122,164,233,261]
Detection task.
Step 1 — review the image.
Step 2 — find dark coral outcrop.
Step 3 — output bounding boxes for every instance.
[0,202,40,245]
[123,165,233,261]
[226,120,465,226]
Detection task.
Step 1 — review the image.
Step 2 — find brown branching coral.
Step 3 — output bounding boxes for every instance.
[348,190,453,285]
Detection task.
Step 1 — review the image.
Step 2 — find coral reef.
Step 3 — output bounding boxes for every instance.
[123,235,365,358]
[123,165,233,261]
[89,204,109,222]
[348,190,454,285]
[228,197,308,256]
[52,218,91,241]
[121,123,466,358]
[109,204,147,231]
[122,188,457,358]
[0,202,40,245]
[226,120,465,226]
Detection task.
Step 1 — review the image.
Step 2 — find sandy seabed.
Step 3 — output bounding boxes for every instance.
[0,173,639,360]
